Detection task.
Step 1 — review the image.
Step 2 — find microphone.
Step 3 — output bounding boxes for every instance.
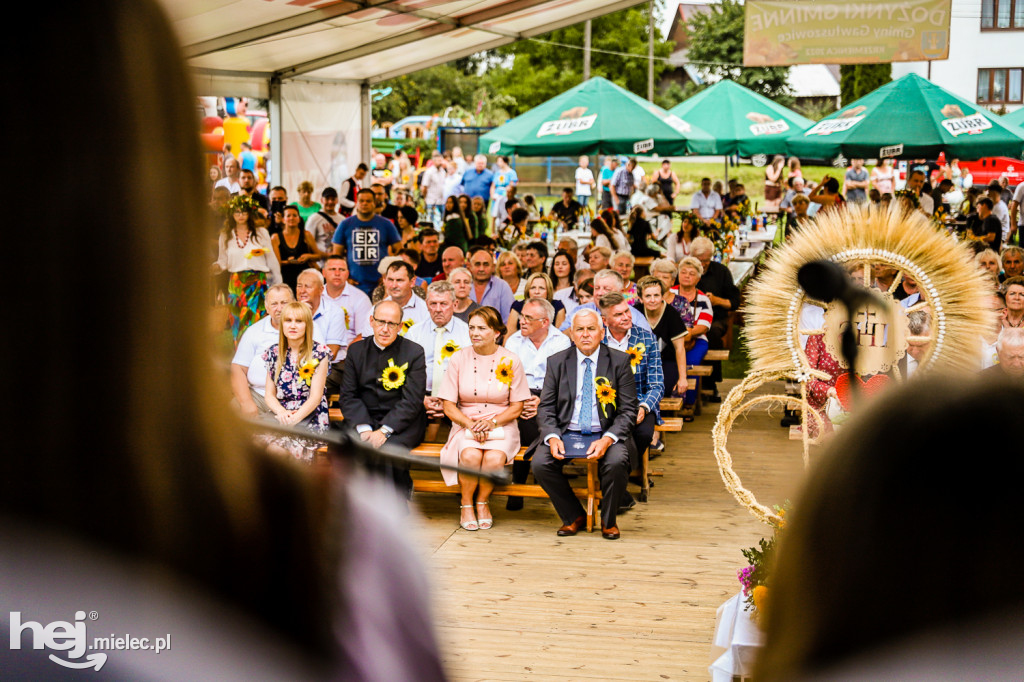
[797,259,890,312]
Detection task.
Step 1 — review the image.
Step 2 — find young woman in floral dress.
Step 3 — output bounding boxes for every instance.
[260,301,332,463]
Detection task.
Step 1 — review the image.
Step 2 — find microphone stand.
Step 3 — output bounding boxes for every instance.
[246,419,511,486]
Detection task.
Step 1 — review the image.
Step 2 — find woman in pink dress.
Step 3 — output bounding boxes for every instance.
[438,306,530,531]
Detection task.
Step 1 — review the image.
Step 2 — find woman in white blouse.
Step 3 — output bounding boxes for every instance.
[213,195,281,343]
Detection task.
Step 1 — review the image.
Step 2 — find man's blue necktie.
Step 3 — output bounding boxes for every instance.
[580,357,593,435]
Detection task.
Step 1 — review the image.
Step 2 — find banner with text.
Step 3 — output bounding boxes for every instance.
[744,0,951,66]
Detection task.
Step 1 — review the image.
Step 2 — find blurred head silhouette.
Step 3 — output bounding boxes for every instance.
[756,375,1024,680]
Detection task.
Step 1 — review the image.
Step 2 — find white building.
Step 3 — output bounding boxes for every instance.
[892,0,1022,113]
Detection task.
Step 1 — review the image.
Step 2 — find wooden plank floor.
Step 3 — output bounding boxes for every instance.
[409,379,812,681]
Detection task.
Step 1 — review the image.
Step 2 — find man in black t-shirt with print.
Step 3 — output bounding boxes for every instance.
[550,187,584,229]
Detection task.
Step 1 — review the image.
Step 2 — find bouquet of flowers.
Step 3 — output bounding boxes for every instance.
[706,216,739,261]
[736,501,789,622]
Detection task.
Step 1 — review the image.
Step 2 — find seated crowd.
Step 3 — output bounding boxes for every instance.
[217,155,1022,540]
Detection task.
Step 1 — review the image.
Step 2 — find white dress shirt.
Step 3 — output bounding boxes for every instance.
[604,329,630,353]
[569,348,605,434]
[504,326,572,391]
[385,293,431,335]
[993,200,1010,242]
[691,190,723,219]
[324,284,373,360]
[310,298,347,358]
[405,315,471,392]
[232,316,325,396]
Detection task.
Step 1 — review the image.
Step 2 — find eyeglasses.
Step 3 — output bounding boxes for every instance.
[372,317,401,330]
[520,314,545,324]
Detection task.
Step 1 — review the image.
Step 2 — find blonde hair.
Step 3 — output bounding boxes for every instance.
[275,302,316,383]
[523,272,555,300]
[497,250,523,277]
[678,256,705,278]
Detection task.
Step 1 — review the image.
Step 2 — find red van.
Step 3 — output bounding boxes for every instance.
[957,157,1023,188]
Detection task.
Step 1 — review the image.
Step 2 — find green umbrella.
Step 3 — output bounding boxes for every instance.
[1002,107,1024,129]
[786,73,1024,161]
[667,79,813,156]
[478,77,716,156]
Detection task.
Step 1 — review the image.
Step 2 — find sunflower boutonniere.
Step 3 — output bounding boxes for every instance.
[297,358,320,385]
[380,358,409,390]
[496,358,514,386]
[595,376,616,417]
[626,343,645,373]
[439,340,460,363]
[401,319,415,335]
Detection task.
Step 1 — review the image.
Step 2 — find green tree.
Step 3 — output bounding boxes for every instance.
[371,64,475,125]
[840,64,892,106]
[684,0,792,106]
[483,1,674,116]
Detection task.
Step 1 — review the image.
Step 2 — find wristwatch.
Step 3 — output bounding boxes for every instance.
[491,418,498,427]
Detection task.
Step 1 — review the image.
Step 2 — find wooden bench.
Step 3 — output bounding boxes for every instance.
[698,350,730,404]
[684,365,713,417]
[409,444,604,532]
[327,397,684,512]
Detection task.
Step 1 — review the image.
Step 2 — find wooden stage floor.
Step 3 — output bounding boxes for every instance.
[407,379,813,681]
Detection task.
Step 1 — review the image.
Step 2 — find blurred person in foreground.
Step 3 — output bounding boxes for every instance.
[755,376,1024,681]
[0,2,446,679]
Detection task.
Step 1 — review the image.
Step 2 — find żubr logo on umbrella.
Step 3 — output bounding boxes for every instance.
[805,106,867,136]
[653,107,692,134]
[537,106,597,137]
[746,112,790,136]
[938,104,992,136]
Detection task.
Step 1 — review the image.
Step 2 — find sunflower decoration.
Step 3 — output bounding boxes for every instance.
[440,340,460,363]
[401,319,415,335]
[626,343,645,373]
[380,358,409,390]
[297,358,320,386]
[595,376,616,417]
[495,358,514,386]
[245,247,267,259]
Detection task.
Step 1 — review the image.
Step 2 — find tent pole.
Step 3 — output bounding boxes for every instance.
[360,82,372,169]
[584,20,592,81]
[269,76,282,187]
[724,155,728,184]
[647,1,654,102]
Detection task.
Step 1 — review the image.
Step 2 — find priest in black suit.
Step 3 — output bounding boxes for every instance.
[531,308,637,539]
[340,300,427,496]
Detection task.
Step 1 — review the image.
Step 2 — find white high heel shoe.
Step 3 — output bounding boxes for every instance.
[459,504,478,531]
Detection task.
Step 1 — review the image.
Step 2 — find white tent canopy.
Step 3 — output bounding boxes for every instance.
[162,0,647,190]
